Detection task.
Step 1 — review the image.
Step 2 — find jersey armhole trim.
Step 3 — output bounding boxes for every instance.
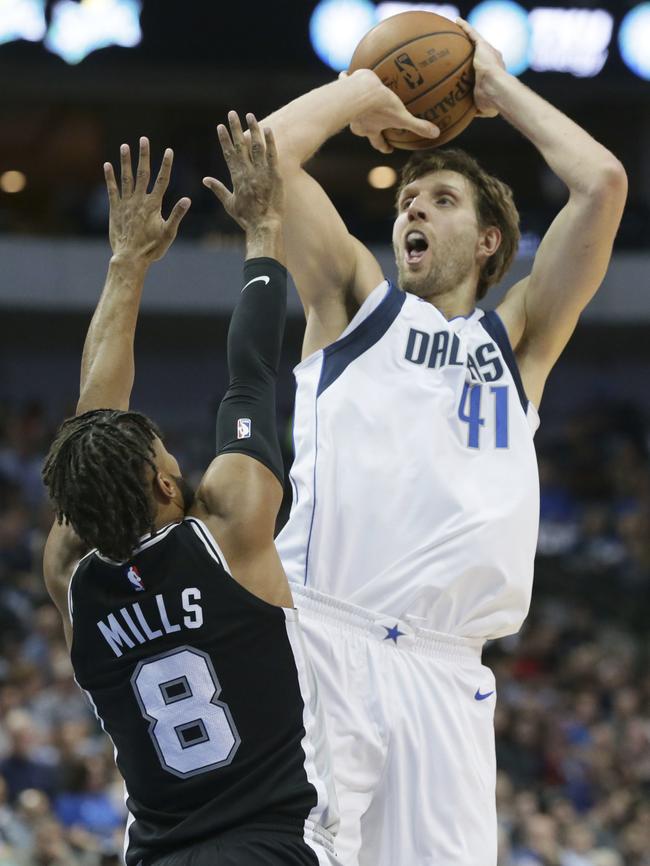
[186,518,296,616]
[185,517,232,575]
[67,547,97,625]
[480,310,529,413]
[317,281,405,396]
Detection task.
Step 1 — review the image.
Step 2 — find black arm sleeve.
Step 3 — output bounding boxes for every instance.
[215,257,287,484]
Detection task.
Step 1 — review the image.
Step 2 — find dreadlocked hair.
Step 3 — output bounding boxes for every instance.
[42,409,162,562]
[397,148,520,300]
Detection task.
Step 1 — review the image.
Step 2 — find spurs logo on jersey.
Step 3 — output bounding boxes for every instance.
[277,280,540,640]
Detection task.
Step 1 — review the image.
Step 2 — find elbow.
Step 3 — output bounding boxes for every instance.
[590,156,628,204]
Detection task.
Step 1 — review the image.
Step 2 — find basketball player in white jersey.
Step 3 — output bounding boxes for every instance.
[209,19,628,866]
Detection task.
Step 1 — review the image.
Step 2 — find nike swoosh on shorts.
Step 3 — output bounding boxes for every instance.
[474,689,495,701]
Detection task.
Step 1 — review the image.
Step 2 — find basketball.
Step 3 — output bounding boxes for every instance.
[348,11,476,150]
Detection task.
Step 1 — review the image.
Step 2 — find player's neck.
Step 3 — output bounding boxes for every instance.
[420,282,477,320]
[153,502,185,532]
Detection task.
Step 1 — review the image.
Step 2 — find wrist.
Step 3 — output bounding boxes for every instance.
[340,69,385,119]
[478,65,516,109]
[245,219,284,263]
[109,253,151,276]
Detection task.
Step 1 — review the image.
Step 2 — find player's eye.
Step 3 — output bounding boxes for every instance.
[401,197,413,210]
[436,196,453,206]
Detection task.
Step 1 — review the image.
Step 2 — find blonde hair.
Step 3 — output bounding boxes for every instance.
[397,148,520,299]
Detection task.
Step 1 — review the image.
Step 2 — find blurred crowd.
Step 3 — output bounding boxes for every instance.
[0,397,648,865]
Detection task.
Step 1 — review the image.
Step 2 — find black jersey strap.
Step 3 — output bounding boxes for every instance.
[216,257,287,484]
[480,310,529,413]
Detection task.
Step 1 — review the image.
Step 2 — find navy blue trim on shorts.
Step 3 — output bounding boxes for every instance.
[480,310,528,413]
[317,282,405,397]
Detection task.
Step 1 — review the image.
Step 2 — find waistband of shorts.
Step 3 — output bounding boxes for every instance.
[292,584,484,662]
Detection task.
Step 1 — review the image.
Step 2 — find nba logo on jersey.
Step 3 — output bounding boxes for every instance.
[126,564,145,592]
[237,418,251,439]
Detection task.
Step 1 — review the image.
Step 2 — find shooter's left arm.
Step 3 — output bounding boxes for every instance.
[459,21,627,407]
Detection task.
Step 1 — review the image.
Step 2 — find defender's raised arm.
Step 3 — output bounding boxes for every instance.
[43,140,190,640]
[197,113,291,607]
[78,140,190,414]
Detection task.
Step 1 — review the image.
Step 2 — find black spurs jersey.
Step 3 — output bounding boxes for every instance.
[68,518,336,866]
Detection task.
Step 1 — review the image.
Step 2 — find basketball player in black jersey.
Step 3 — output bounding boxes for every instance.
[41,115,338,866]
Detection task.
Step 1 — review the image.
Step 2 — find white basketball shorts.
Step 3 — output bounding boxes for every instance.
[292,585,498,866]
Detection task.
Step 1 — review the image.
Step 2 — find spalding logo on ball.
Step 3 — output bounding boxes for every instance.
[348,11,477,150]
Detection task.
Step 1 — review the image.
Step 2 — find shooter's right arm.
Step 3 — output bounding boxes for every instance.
[256,72,439,354]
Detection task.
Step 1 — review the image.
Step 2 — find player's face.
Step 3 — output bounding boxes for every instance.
[392,170,482,300]
[151,437,195,512]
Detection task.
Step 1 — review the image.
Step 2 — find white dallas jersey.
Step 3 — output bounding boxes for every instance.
[277,280,540,640]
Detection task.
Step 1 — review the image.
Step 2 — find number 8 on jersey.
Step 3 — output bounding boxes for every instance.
[131,646,240,778]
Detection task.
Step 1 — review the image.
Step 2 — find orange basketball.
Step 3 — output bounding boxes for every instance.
[348,11,476,150]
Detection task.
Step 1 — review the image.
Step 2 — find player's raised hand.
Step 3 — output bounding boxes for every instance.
[343,68,440,154]
[104,138,191,264]
[455,19,504,118]
[203,112,284,231]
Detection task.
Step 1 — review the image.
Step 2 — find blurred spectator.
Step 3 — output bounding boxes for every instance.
[0,712,58,804]
[23,817,90,866]
[0,777,29,852]
[54,757,123,846]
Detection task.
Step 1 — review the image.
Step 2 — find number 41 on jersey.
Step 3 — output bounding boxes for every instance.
[458,382,509,449]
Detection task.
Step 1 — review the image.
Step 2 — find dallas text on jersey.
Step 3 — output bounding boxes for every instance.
[405,327,504,383]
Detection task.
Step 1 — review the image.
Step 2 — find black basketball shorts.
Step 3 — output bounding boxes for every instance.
[148,825,337,866]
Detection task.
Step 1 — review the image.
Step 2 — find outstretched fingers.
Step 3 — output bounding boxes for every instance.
[247,113,266,165]
[227,110,248,158]
[164,196,192,237]
[135,136,151,194]
[152,147,174,201]
[120,143,134,197]
[104,161,119,207]
[263,127,278,169]
[202,176,234,212]
[217,122,238,177]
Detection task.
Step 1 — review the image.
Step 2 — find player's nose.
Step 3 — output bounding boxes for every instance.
[407,198,427,221]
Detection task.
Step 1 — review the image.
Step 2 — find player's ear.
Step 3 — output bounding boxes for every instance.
[153,471,175,502]
[478,225,501,263]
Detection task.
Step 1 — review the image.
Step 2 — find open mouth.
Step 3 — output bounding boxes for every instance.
[405,230,429,265]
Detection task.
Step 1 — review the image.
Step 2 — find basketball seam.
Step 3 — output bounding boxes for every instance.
[369,31,469,71]
[385,101,475,144]
[403,48,474,108]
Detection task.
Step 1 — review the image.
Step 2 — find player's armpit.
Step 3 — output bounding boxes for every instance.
[192,453,282,546]
[494,277,528,351]
[190,455,291,607]
[43,521,88,647]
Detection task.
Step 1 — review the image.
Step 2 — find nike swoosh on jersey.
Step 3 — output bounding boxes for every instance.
[474,689,495,701]
[241,275,270,292]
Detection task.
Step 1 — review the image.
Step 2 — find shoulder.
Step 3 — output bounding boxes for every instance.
[43,522,90,646]
[43,523,89,592]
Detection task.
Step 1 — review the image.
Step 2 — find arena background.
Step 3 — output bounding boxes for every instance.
[0,1,649,864]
